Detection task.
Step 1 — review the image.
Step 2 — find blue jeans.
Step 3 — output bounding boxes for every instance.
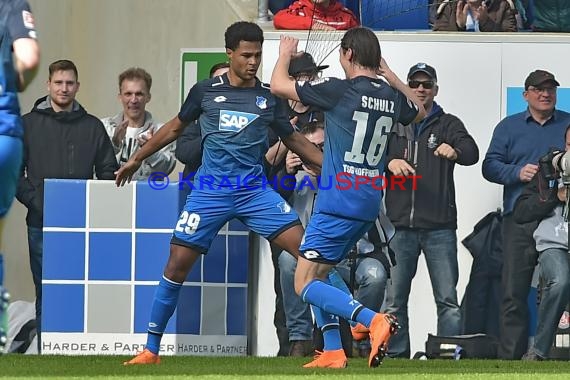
[27,225,43,350]
[533,248,570,358]
[385,229,461,358]
[278,251,313,341]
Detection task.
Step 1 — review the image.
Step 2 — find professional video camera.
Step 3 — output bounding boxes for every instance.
[539,149,570,185]
[539,149,570,223]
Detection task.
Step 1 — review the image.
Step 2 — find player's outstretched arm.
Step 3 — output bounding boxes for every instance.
[13,38,40,92]
[378,58,426,123]
[281,131,323,172]
[115,116,186,186]
[270,36,302,102]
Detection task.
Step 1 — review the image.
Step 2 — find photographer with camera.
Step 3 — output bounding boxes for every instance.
[513,126,570,360]
[483,69,570,359]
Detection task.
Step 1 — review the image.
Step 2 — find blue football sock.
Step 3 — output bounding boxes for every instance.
[311,304,342,351]
[145,276,182,354]
[302,279,376,328]
[327,269,357,328]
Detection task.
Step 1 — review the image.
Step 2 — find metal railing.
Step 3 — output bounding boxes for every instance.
[257,0,270,22]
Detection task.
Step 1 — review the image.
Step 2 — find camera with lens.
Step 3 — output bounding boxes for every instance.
[539,148,570,184]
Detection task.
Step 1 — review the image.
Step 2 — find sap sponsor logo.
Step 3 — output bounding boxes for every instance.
[219,110,259,132]
[214,96,227,103]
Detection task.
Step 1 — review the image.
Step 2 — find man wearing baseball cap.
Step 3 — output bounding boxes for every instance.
[286,52,328,127]
[289,52,329,78]
[524,69,561,91]
[384,62,479,358]
[483,69,570,359]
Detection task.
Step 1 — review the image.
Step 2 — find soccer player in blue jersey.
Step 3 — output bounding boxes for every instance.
[270,28,426,368]
[117,21,322,365]
[0,0,40,349]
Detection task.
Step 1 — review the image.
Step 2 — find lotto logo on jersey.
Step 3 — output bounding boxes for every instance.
[219,110,259,132]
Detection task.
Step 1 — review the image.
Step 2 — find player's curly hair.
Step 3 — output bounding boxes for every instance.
[340,27,381,71]
[225,21,264,51]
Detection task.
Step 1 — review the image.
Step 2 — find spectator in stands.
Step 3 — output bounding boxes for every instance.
[513,126,570,360]
[287,53,327,128]
[102,67,175,180]
[433,0,518,31]
[483,69,570,359]
[531,0,570,32]
[16,59,118,351]
[273,0,359,30]
[384,62,479,358]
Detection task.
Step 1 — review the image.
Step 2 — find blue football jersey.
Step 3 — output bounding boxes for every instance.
[178,73,294,187]
[297,76,418,221]
[0,0,37,138]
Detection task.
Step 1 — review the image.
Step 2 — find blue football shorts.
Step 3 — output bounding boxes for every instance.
[300,211,373,264]
[0,136,23,218]
[171,186,300,253]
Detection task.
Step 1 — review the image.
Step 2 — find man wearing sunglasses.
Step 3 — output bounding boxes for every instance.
[483,69,570,359]
[383,62,480,359]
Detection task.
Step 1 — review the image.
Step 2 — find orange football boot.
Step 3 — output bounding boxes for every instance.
[303,349,347,368]
[368,313,399,367]
[123,349,161,365]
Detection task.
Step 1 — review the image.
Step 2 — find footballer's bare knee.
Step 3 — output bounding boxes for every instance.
[271,224,304,258]
[163,244,201,283]
[294,257,331,295]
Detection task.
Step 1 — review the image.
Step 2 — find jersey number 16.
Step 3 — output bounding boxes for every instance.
[344,112,392,166]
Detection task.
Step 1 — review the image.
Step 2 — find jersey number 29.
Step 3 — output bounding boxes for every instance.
[175,211,200,235]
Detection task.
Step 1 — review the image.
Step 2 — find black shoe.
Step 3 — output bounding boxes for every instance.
[289,340,313,357]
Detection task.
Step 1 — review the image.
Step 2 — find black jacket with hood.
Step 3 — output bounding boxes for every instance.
[385,103,479,229]
[16,96,118,227]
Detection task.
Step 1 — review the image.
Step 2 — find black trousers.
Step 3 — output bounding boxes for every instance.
[498,215,538,359]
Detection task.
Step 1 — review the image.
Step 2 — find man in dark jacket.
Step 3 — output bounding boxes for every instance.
[16,59,118,351]
[384,62,479,358]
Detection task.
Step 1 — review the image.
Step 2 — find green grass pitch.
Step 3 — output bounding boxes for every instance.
[1,355,570,379]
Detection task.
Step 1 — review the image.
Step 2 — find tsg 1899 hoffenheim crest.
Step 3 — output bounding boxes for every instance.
[256,96,267,109]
